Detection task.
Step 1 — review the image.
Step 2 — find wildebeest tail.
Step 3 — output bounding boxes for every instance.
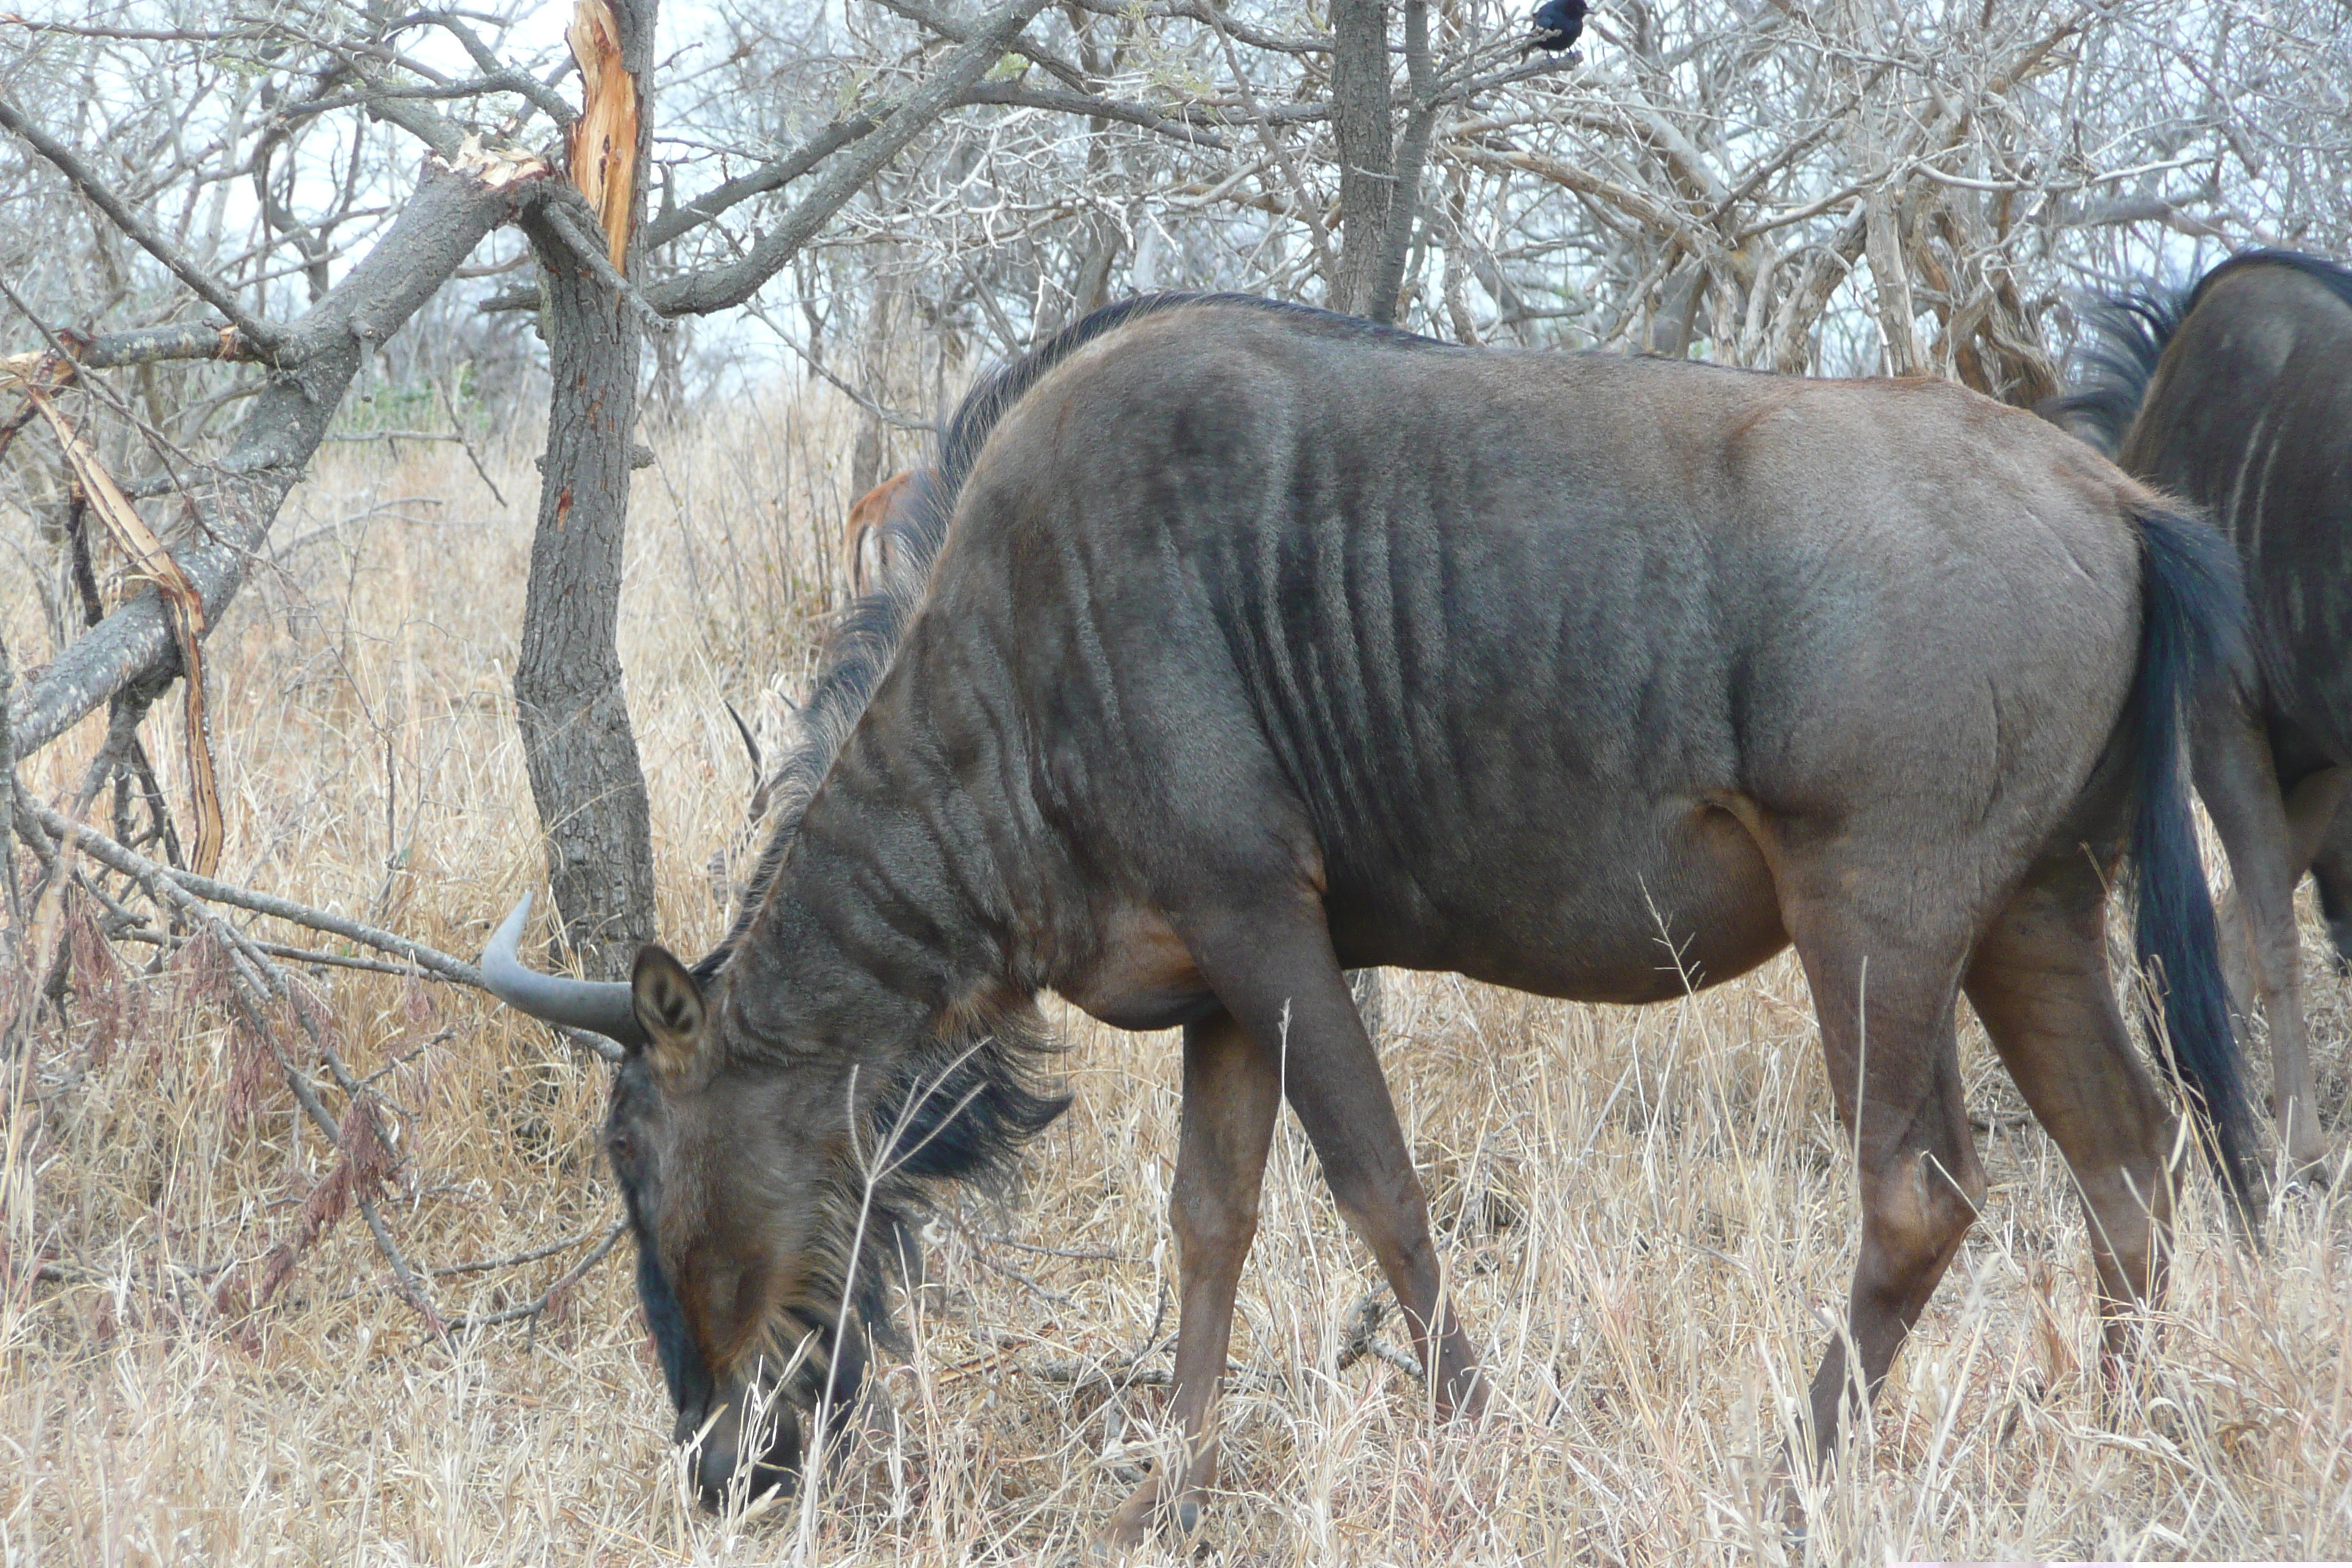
[2043,252,2352,457]
[2039,289,2187,455]
[2128,501,2256,1212]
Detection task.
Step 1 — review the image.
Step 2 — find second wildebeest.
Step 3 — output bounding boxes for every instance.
[486,294,2250,1544]
[2046,249,2352,1175]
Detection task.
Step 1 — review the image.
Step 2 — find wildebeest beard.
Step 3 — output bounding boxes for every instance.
[608,1001,1068,1504]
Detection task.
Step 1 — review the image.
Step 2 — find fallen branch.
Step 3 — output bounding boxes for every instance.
[1333,1292,1424,1382]
[431,1220,614,1278]
[445,1218,627,1329]
[20,794,629,1062]
[109,921,473,981]
[21,794,451,1339]
[22,796,487,987]
[1030,1358,1172,1390]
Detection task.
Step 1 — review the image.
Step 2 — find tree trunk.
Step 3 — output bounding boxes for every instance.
[1329,0,1394,317]
[515,0,660,979]
[1362,0,1436,325]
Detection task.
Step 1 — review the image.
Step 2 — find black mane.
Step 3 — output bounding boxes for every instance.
[2046,249,2352,457]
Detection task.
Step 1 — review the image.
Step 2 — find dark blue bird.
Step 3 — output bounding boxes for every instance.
[1524,0,1586,54]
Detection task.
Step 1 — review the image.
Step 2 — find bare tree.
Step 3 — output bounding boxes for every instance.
[1,0,1120,972]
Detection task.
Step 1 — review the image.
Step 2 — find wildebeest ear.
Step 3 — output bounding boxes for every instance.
[630,945,706,1077]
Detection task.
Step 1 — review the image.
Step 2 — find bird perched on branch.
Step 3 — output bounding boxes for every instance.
[1522,0,1586,56]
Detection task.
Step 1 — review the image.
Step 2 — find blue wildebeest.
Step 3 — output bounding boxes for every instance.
[2044,249,2352,1176]
[487,294,2250,1543]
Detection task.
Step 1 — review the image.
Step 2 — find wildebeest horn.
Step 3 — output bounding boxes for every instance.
[480,892,649,1047]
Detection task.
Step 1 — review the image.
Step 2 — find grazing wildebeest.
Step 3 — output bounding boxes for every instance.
[486,294,2250,1544]
[2044,249,2352,1175]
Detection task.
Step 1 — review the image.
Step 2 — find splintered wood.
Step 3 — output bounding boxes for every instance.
[566,0,638,268]
[20,388,226,877]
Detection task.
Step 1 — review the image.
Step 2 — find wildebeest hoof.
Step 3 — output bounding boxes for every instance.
[2280,1150,2333,1191]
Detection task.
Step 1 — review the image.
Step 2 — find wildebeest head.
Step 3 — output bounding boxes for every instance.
[484,896,1063,1505]
[485,900,883,1506]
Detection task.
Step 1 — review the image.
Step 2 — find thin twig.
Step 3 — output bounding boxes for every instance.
[445,1219,627,1329]
[431,1219,613,1278]
[979,1233,1133,1263]
[108,923,474,981]
[0,97,282,353]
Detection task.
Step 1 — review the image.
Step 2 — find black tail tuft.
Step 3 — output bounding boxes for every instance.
[2040,287,2192,456]
[2129,502,2257,1213]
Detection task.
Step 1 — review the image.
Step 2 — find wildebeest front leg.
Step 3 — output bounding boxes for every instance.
[1103,1008,1281,1548]
[2195,698,2340,1175]
[1186,913,1485,1420]
[2313,808,2352,972]
[1779,896,1984,1458]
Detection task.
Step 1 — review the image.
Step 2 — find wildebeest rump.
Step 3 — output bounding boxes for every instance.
[2045,249,2352,1175]
[486,295,2250,1541]
[841,467,941,596]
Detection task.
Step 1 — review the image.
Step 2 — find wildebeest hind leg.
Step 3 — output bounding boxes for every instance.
[2313,807,2352,973]
[1962,862,2175,1371]
[1184,908,1485,1419]
[1103,1007,1280,1548]
[2195,704,2340,1174]
[1778,887,1984,1460]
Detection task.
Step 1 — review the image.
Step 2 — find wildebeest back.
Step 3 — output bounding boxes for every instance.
[885,303,2141,1001]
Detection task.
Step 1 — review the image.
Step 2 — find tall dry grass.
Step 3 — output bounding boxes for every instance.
[1,391,2348,1565]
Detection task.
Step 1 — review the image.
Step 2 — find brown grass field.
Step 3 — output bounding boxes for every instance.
[3,399,2348,1564]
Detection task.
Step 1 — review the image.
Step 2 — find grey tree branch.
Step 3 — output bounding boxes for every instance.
[1366,0,1440,323]
[651,0,1058,317]
[407,10,581,129]
[640,114,880,252]
[638,77,1226,268]
[22,793,486,986]
[870,0,1093,92]
[7,154,538,761]
[0,95,284,353]
[1202,0,1336,287]
[1060,0,1331,54]
[0,321,258,375]
[959,81,1230,151]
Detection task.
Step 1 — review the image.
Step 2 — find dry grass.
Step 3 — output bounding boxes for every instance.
[3,394,2350,1566]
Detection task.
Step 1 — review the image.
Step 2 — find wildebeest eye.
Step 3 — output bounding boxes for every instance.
[608,1131,635,1162]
